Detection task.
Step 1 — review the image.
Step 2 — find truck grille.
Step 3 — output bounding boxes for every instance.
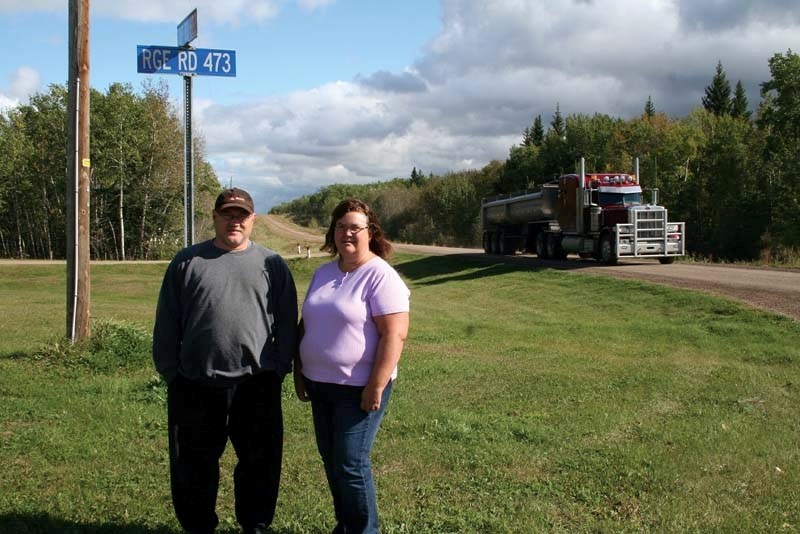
[635,209,665,239]
[616,207,683,258]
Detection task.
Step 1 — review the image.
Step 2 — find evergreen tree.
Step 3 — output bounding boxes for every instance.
[699,111,764,259]
[531,115,544,146]
[731,80,750,119]
[644,95,656,119]
[550,104,565,139]
[410,166,425,187]
[702,60,732,116]
[522,126,531,146]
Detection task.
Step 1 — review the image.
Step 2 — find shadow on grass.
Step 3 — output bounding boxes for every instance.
[395,252,584,285]
[0,513,294,534]
[395,251,651,285]
[0,513,173,534]
[395,254,519,285]
[1,350,31,359]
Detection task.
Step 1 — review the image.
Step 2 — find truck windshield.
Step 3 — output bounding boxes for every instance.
[598,192,642,207]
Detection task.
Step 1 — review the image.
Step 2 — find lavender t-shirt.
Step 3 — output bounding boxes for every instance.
[299,256,410,386]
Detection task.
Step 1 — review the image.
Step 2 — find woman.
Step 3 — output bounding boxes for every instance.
[295,199,410,533]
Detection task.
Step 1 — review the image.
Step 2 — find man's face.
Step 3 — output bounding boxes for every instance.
[213,207,254,251]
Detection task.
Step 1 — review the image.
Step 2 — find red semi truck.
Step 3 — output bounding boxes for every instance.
[481,159,685,264]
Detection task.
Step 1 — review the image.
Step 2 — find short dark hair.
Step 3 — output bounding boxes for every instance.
[322,199,392,259]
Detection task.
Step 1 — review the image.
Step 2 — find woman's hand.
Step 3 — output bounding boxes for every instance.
[294,321,310,402]
[293,364,310,402]
[360,384,384,412]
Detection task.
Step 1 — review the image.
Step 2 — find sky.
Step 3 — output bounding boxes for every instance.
[1,0,799,212]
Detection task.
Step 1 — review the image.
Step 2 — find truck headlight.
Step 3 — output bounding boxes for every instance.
[667,224,679,233]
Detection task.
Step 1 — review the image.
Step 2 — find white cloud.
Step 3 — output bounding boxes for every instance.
[0,94,18,112]
[297,0,336,11]
[9,66,41,100]
[0,67,41,108]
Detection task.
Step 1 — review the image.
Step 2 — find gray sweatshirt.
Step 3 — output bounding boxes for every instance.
[152,239,298,385]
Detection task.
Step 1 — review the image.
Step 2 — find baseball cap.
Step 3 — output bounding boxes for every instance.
[215,188,254,214]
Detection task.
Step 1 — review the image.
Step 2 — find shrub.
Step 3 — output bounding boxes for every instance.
[33,318,152,373]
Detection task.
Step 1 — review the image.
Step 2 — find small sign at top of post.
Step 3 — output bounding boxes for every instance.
[178,8,197,47]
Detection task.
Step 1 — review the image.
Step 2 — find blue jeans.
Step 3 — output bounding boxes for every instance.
[304,378,393,534]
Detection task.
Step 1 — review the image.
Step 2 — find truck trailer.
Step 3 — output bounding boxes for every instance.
[481,159,685,264]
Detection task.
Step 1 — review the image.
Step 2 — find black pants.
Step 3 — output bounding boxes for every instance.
[167,371,284,533]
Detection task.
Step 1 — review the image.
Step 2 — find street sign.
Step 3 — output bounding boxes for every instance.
[178,9,198,47]
[137,45,236,77]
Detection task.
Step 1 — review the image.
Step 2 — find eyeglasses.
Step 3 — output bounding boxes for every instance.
[334,224,369,235]
[217,211,252,222]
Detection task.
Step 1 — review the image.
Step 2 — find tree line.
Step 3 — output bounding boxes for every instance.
[0,81,219,260]
[2,51,797,262]
[273,50,800,263]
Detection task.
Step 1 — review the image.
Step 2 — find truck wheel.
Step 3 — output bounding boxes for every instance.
[600,235,618,265]
[658,257,675,265]
[546,233,566,260]
[482,232,492,254]
[535,233,548,259]
[498,231,507,255]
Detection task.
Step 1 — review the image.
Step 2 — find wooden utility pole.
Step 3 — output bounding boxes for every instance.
[66,0,91,342]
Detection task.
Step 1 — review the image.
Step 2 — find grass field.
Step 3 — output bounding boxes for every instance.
[1,253,799,533]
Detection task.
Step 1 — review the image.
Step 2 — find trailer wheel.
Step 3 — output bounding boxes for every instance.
[535,232,548,259]
[658,257,675,265]
[498,232,517,255]
[497,231,506,255]
[600,235,618,265]
[491,232,501,254]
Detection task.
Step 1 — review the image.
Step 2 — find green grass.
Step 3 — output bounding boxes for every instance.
[1,255,799,533]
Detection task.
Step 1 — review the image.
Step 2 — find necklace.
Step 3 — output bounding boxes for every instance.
[335,264,355,289]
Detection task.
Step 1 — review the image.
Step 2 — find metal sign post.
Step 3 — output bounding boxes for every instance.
[136,10,236,247]
[184,74,193,246]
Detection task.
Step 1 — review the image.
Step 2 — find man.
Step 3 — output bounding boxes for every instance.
[153,187,298,534]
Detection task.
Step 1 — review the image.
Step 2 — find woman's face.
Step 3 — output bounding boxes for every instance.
[334,210,371,256]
